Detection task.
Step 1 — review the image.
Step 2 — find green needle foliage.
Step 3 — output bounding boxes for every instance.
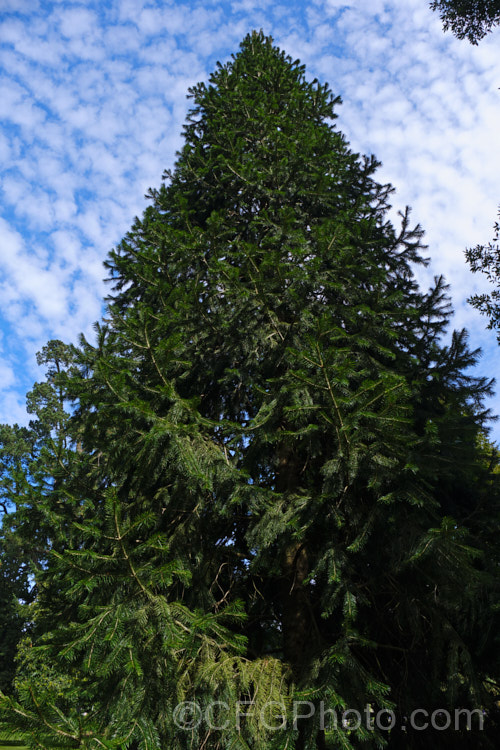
[0,562,23,697]
[2,31,500,750]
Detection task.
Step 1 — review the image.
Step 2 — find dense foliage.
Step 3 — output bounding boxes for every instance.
[430,0,500,43]
[1,31,500,750]
[0,563,23,696]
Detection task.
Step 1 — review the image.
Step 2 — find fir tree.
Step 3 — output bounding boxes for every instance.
[1,31,500,750]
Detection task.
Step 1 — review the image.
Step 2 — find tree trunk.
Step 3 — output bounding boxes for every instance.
[277,443,319,748]
[281,540,309,680]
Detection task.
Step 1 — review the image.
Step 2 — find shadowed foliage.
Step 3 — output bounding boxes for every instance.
[430,0,500,43]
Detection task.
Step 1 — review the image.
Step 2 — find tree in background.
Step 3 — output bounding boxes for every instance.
[1,31,500,750]
[433,2,500,332]
[466,209,500,340]
[0,342,82,696]
[0,423,36,698]
[430,0,500,43]
[0,557,23,696]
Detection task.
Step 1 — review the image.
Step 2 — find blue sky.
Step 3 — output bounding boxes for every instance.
[0,0,499,440]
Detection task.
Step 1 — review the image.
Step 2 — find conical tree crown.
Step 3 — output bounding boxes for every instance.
[105,31,429,433]
[166,31,350,228]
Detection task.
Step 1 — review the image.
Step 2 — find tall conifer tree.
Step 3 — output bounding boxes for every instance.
[1,31,499,750]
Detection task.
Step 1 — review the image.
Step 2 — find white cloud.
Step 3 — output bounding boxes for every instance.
[0,0,40,11]
[0,390,30,427]
[0,361,15,390]
[58,7,98,38]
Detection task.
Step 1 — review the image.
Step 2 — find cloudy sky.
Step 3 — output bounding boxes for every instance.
[1,0,499,440]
